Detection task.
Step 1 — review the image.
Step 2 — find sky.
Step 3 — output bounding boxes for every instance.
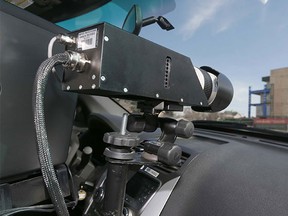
[140,0,288,117]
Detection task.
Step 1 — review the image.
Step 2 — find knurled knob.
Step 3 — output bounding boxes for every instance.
[103,132,140,147]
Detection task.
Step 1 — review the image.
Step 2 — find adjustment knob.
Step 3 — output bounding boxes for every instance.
[158,142,182,166]
[175,120,194,138]
[103,132,140,147]
[143,141,182,166]
[103,113,140,160]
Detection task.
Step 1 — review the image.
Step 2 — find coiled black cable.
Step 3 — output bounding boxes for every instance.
[32,52,70,216]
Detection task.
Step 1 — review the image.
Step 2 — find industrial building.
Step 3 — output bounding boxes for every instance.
[249,67,288,131]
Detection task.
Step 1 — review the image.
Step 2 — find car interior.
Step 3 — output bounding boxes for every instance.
[1,1,288,216]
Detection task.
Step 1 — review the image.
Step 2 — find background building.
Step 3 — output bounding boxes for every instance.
[269,68,288,117]
[249,67,288,131]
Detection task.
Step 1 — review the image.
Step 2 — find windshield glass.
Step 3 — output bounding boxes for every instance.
[120,0,288,132]
[152,0,287,132]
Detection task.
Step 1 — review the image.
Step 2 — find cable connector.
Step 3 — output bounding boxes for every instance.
[48,35,76,60]
[57,35,76,46]
[65,51,90,72]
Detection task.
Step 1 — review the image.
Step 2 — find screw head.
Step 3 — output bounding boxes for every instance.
[104,36,109,42]
[200,102,203,105]
[92,84,96,89]
[66,86,70,90]
[78,189,87,201]
[123,88,128,93]
[101,76,106,81]
[94,187,105,203]
[181,98,184,102]
[156,93,159,98]
[92,75,96,80]
[79,85,83,90]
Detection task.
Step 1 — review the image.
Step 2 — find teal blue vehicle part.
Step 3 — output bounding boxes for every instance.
[57,0,175,31]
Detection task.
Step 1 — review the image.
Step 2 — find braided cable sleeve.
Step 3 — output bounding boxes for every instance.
[32,52,70,216]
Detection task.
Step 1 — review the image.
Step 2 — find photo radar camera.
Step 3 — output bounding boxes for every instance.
[29,4,233,216]
[61,24,233,113]
[58,20,233,215]
[58,4,233,114]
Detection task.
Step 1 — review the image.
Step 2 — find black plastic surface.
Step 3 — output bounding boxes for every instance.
[0,2,77,180]
[125,172,160,211]
[0,165,71,208]
[161,129,288,216]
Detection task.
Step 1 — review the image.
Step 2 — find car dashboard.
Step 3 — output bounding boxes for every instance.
[78,113,288,216]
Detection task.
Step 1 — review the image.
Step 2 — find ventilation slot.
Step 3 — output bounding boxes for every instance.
[164,56,171,89]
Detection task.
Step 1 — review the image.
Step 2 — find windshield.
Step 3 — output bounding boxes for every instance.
[138,0,288,133]
[117,0,288,133]
[6,0,288,133]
